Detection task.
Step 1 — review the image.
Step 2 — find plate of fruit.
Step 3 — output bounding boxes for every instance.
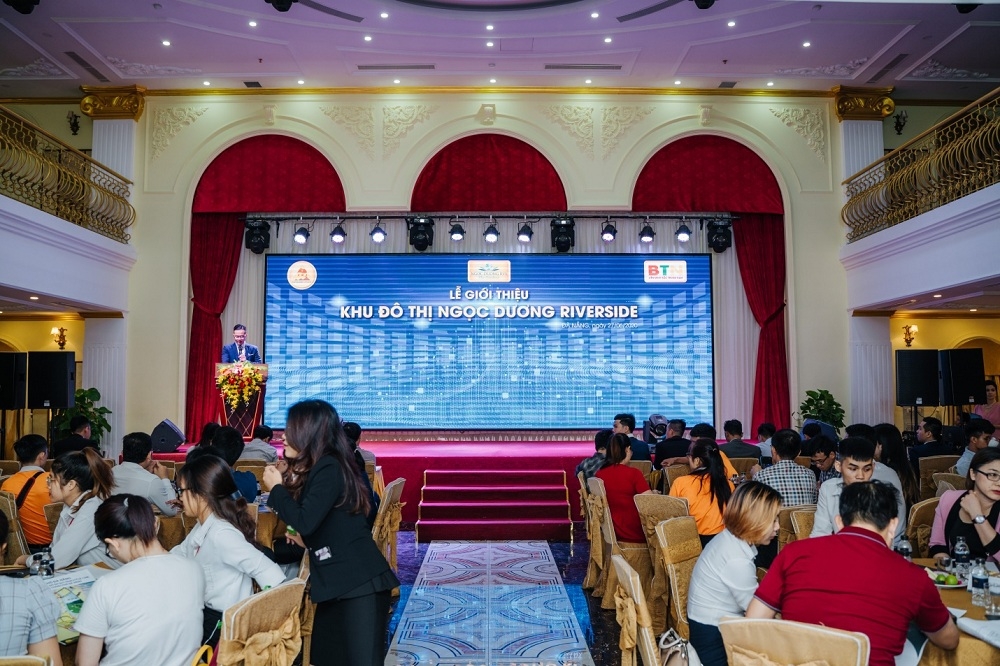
[926,569,965,588]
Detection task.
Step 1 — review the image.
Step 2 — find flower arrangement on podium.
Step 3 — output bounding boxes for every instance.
[217,361,264,410]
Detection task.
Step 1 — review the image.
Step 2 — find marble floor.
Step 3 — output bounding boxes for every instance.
[387,528,621,666]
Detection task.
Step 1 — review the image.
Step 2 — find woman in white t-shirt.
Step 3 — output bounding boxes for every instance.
[686,481,782,666]
[74,494,205,666]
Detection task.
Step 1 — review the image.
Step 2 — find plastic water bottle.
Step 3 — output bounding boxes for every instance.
[954,536,971,578]
[971,559,989,606]
[895,535,912,562]
[39,547,54,577]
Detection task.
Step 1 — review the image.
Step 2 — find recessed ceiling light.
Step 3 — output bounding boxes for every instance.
[364,35,372,41]
[203,81,210,86]
[162,40,171,46]
[393,79,400,84]
[486,24,494,31]
[674,80,682,85]
[591,11,599,18]
[971,308,978,312]
[248,20,257,27]
[933,294,942,298]
[29,296,39,300]
[604,37,612,43]
[767,81,774,87]
[298,80,305,85]
[489,78,496,83]
[727,20,736,27]
[380,12,389,18]
[486,41,494,47]
[585,79,592,84]
[803,41,811,47]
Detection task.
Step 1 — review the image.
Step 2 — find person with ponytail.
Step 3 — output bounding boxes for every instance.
[172,455,284,645]
[74,495,204,666]
[262,400,398,666]
[594,433,654,543]
[669,438,735,545]
[16,448,117,570]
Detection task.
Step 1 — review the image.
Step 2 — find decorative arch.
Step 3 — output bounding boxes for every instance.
[633,134,788,429]
[411,133,567,211]
[186,135,346,440]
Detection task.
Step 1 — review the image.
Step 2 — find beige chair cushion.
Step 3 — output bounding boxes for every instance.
[218,579,306,666]
[718,617,870,666]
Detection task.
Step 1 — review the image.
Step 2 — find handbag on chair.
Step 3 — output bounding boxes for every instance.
[659,628,702,666]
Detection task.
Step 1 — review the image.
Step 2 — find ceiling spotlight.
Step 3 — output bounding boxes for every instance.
[162,40,171,46]
[601,222,617,242]
[639,224,655,243]
[591,11,599,18]
[604,37,612,43]
[380,11,388,18]
[483,223,500,243]
[486,24,494,30]
[364,35,372,41]
[407,216,434,252]
[330,223,346,244]
[675,223,692,243]
[802,41,811,47]
[707,219,732,253]
[248,20,257,27]
[244,219,271,254]
[727,20,736,27]
[449,222,465,241]
[585,79,592,84]
[370,223,386,243]
[691,0,715,8]
[293,226,310,245]
[767,81,774,87]
[393,79,400,84]
[265,0,298,11]
[203,81,211,86]
[550,217,575,253]
[517,223,533,243]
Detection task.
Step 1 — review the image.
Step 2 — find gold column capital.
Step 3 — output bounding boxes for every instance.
[831,85,895,122]
[79,85,147,121]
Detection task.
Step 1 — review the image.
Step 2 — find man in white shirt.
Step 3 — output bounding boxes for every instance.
[956,419,994,477]
[238,425,279,463]
[112,432,178,516]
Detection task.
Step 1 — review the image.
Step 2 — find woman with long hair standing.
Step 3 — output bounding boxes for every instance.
[669,439,735,546]
[974,380,1000,432]
[17,448,117,570]
[75,495,204,666]
[262,400,398,666]
[172,455,284,644]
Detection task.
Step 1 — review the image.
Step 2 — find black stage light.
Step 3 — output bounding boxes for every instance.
[707,220,732,253]
[675,223,692,243]
[483,224,500,244]
[3,0,40,14]
[330,224,346,244]
[407,217,434,252]
[293,226,310,245]
[265,0,298,11]
[601,223,617,242]
[639,224,655,243]
[550,217,575,253]
[370,222,386,243]
[955,4,980,14]
[691,0,715,8]
[244,219,270,254]
[449,223,466,241]
[517,223,533,243]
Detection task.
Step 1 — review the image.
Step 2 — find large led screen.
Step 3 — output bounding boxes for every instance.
[263,254,714,429]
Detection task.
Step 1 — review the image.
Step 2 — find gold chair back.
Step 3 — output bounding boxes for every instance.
[633,494,689,635]
[295,549,316,666]
[918,455,960,501]
[372,477,406,573]
[626,460,652,477]
[907,496,940,559]
[611,554,660,666]
[43,503,61,536]
[0,490,30,565]
[582,476,607,591]
[663,464,691,492]
[364,461,377,490]
[790,507,816,541]
[718,617,870,666]
[0,460,20,475]
[654,516,702,639]
[576,472,590,536]
[0,656,53,665]
[727,457,757,476]
[217,579,307,666]
[777,505,799,551]
[794,456,812,469]
[157,460,176,481]
[586,476,653,610]
[932,472,966,494]
[234,461,267,485]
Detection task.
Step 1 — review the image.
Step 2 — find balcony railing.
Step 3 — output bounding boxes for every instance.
[0,105,134,243]
[842,87,1000,242]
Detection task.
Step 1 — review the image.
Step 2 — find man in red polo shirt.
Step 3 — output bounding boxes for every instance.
[747,481,958,666]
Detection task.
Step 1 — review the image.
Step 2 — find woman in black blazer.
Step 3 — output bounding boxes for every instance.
[262,400,398,666]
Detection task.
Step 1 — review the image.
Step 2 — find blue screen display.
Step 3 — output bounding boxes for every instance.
[263,254,714,429]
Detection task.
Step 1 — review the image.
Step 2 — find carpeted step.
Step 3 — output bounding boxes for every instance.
[421,484,568,503]
[418,500,569,520]
[416,519,572,542]
[424,469,566,486]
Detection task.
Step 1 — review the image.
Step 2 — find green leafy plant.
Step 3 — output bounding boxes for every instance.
[798,389,846,432]
[51,387,112,444]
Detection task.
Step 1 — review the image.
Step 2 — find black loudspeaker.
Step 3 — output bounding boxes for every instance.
[939,348,987,406]
[27,351,76,409]
[896,349,939,406]
[0,352,27,410]
[151,419,186,453]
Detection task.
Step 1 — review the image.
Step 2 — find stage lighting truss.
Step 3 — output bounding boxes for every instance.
[293,224,311,245]
[550,217,575,253]
[638,221,655,244]
[483,218,500,243]
[517,221,534,243]
[370,219,387,244]
[601,219,617,243]
[330,220,346,244]
[407,216,435,252]
[449,220,466,241]
[675,221,692,243]
[707,219,732,253]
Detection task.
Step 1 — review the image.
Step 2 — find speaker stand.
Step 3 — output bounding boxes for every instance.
[0,409,5,459]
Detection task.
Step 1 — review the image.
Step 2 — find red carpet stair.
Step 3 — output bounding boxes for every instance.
[416,469,572,542]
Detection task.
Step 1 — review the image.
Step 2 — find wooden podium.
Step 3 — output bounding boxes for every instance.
[216,363,267,439]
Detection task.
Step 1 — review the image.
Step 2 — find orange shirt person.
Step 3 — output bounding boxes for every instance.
[669,438,735,546]
[0,434,53,548]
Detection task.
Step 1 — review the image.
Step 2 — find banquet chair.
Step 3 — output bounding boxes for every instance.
[794,456,812,469]
[727,457,758,477]
[216,579,307,666]
[663,464,691,492]
[157,459,176,481]
[790,506,816,542]
[776,506,802,551]
[372,477,406,575]
[907,496,940,559]
[0,657,53,665]
[918,455,960,501]
[718,617,870,666]
[932,472,966,494]
[627,460,652,478]
[0,460,20,475]
[296,550,316,666]
[587,477,653,610]
[581,474,604,591]
[634,494,689,634]
[646,468,663,495]
[654,516,702,639]
[358,447,376,464]
[234,460,266,485]
[43,503,61,536]
[0,491,30,565]
[611,554,661,666]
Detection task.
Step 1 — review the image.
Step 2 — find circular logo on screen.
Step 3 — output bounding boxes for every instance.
[287,261,317,290]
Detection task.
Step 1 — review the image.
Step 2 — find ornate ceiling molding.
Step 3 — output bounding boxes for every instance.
[831,85,894,122]
[542,105,594,157]
[322,105,375,158]
[383,105,437,157]
[79,85,147,121]
[0,58,64,77]
[908,59,988,80]
[150,106,207,160]
[600,106,653,159]
[776,59,868,78]
[106,57,202,77]
[770,107,827,161]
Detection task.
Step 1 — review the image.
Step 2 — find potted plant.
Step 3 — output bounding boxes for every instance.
[50,387,113,444]
[798,389,846,433]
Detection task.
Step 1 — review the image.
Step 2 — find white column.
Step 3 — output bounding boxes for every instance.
[82,317,128,460]
[840,120,884,182]
[90,119,136,183]
[849,316,895,426]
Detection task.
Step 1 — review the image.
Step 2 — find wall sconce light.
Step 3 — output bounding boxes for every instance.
[902,324,918,347]
[51,327,68,350]
[893,110,908,136]
[66,111,80,136]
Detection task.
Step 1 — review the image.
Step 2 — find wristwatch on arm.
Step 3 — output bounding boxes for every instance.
[973,514,987,525]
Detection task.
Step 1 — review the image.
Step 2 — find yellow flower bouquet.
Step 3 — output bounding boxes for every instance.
[217,361,264,410]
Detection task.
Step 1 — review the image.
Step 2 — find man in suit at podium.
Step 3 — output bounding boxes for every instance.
[221,324,262,363]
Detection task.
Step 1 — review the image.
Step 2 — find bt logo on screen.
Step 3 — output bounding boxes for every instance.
[643,260,687,283]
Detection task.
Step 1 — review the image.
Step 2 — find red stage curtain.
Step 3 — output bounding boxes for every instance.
[734,214,789,428]
[192,135,346,213]
[185,212,244,439]
[632,135,782,214]
[411,134,566,211]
